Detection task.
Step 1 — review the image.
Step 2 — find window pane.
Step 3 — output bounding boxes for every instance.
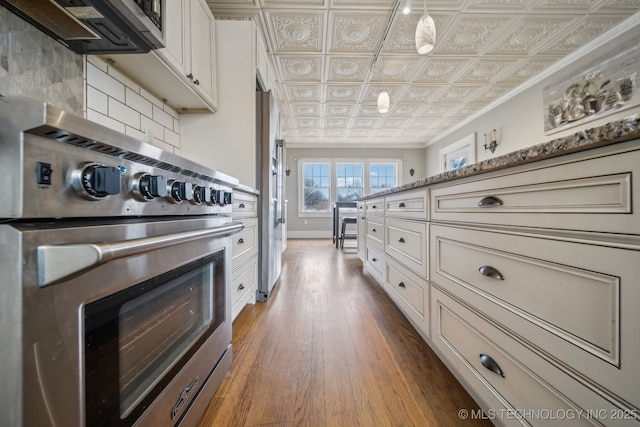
[336,163,363,204]
[302,163,331,212]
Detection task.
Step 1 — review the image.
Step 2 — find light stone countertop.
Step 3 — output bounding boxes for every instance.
[360,113,640,200]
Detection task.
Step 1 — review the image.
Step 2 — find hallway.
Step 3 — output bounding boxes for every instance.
[198,239,491,427]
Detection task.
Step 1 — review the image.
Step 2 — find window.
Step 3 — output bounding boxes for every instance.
[302,162,330,212]
[297,158,401,216]
[369,163,397,194]
[336,163,363,202]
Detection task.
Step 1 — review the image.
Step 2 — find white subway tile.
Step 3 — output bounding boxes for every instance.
[125,126,146,142]
[87,56,108,73]
[125,87,153,118]
[141,115,165,143]
[108,98,141,129]
[164,104,179,120]
[87,62,125,103]
[153,105,174,129]
[164,128,180,148]
[107,65,141,93]
[87,85,108,115]
[141,87,165,108]
[87,108,126,133]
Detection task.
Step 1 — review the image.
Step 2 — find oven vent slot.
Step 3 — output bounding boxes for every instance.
[27,125,226,185]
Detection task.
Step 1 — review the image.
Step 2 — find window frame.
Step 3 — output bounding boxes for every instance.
[335,161,365,203]
[297,157,402,217]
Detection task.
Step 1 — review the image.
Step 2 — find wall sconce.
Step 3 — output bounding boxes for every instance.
[285,167,291,176]
[483,129,498,153]
[409,168,415,176]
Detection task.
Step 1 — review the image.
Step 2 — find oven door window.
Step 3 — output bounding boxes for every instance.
[84,250,225,426]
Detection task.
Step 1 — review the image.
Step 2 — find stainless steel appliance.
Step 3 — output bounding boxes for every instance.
[0,96,242,426]
[256,90,285,300]
[0,0,164,54]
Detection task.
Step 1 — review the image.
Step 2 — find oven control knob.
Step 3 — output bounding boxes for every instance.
[135,174,167,201]
[73,163,121,200]
[210,189,223,205]
[192,185,209,205]
[223,191,233,205]
[167,180,193,203]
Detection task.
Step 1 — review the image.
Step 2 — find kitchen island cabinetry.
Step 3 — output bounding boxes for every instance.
[359,127,640,426]
[231,188,259,320]
[103,0,217,112]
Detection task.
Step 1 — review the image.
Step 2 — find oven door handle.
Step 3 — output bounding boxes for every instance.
[37,222,244,287]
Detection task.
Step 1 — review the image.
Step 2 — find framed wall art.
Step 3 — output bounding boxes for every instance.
[543,38,640,135]
[439,133,476,173]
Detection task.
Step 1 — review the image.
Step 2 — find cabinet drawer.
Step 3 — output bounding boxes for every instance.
[430,224,640,412]
[385,218,428,279]
[430,145,639,234]
[232,218,257,270]
[385,189,428,219]
[365,198,384,217]
[365,245,384,284]
[431,287,626,427]
[232,192,258,218]
[231,258,257,306]
[366,218,384,248]
[385,256,429,335]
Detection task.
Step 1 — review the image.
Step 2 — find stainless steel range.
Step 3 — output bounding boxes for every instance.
[0,96,242,427]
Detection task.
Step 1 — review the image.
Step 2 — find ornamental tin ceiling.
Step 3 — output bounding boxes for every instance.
[206,0,640,147]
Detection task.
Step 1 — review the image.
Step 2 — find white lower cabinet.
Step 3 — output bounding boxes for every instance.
[231,190,259,320]
[431,286,631,427]
[359,140,640,426]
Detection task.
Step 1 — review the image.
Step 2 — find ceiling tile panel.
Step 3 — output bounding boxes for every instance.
[208,0,639,146]
[267,12,324,52]
[279,56,323,81]
[327,56,371,81]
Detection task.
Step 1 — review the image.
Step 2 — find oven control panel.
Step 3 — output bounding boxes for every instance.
[23,139,235,218]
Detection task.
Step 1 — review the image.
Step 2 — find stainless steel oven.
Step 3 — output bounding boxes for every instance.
[0,96,242,427]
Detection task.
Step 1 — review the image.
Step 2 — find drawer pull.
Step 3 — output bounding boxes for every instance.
[398,237,406,243]
[238,238,245,244]
[477,196,504,207]
[398,281,406,288]
[479,354,505,377]
[371,257,377,262]
[239,203,245,208]
[478,265,504,280]
[371,228,376,232]
[398,202,406,208]
[238,284,245,291]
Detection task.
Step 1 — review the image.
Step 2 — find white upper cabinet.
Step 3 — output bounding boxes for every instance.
[101,0,217,112]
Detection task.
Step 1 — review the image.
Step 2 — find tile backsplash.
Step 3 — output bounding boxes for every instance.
[0,6,84,115]
[86,56,181,154]
[1,6,181,154]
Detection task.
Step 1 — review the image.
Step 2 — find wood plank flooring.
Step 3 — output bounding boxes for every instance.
[198,239,492,427]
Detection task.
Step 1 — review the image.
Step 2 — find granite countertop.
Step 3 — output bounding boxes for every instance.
[360,113,640,200]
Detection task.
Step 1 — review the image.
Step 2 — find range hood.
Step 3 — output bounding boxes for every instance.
[0,0,165,54]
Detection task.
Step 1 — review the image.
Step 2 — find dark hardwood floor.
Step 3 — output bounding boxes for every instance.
[198,239,491,427]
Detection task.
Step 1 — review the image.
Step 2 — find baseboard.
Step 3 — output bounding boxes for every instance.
[287,230,332,239]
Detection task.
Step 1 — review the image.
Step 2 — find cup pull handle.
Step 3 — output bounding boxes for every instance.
[478,265,504,280]
[239,203,245,208]
[371,228,376,232]
[398,281,406,288]
[238,284,245,290]
[398,237,405,243]
[372,205,377,209]
[478,196,504,207]
[480,354,505,377]
[238,238,245,244]
[371,258,377,262]
[399,202,406,208]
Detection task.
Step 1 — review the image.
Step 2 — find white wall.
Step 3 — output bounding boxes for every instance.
[180,20,257,188]
[424,13,640,177]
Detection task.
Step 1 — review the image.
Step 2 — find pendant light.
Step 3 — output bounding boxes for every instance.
[377,89,390,113]
[415,0,436,54]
